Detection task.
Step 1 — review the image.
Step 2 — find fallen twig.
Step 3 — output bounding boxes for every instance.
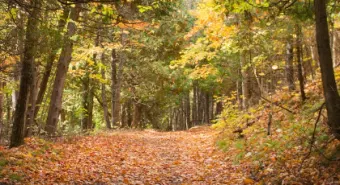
[299,102,325,171]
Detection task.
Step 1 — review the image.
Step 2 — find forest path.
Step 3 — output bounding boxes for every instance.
[1,126,247,184]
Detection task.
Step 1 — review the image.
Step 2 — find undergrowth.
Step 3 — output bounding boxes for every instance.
[213,70,340,184]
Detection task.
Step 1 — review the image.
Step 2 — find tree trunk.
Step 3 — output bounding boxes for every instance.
[12,8,25,117]
[34,7,70,119]
[82,34,99,130]
[215,101,223,116]
[185,92,191,129]
[111,49,118,126]
[314,0,340,139]
[286,35,295,91]
[192,81,197,126]
[132,102,142,128]
[305,43,316,80]
[205,92,210,124]
[25,68,39,137]
[127,100,132,127]
[45,4,81,135]
[111,31,126,126]
[101,55,111,129]
[10,0,41,147]
[296,24,307,101]
[0,79,3,143]
[240,52,250,110]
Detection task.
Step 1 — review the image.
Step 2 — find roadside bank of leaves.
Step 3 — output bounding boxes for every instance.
[214,71,340,184]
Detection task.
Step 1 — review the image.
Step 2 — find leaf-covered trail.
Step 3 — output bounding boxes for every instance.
[1,127,248,184]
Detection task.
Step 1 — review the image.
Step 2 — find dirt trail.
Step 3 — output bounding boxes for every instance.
[1,127,247,184]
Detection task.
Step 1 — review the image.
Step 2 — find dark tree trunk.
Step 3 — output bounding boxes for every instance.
[45,4,81,135]
[296,24,307,101]
[111,32,126,126]
[82,34,99,130]
[81,73,93,130]
[185,92,191,129]
[192,82,197,126]
[132,102,142,128]
[0,79,3,143]
[285,35,295,91]
[101,54,111,129]
[121,104,126,128]
[12,8,25,116]
[240,52,250,110]
[25,69,39,137]
[34,7,70,119]
[315,0,340,139]
[10,0,40,147]
[127,100,132,127]
[111,49,118,126]
[205,92,210,124]
[215,101,223,116]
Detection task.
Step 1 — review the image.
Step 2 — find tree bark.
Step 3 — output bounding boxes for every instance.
[205,92,210,124]
[111,31,126,126]
[25,68,39,137]
[101,54,111,129]
[34,7,70,119]
[296,24,307,101]
[45,4,81,135]
[0,79,3,143]
[240,52,250,110]
[185,91,191,129]
[314,0,340,139]
[286,35,295,91]
[192,81,197,126]
[111,49,118,126]
[10,0,41,147]
[132,102,142,128]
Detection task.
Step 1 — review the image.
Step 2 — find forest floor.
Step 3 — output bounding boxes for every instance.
[0,126,252,184]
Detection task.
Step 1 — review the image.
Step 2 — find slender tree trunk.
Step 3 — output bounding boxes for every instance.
[0,79,3,143]
[111,49,117,126]
[25,69,39,137]
[296,24,307,101]
[6,93,11,140]
[286,35,295,91]
[185,91,191,129]
[101,55,111,129]
[12,8,25,117]
[45,4,81,135]
[315,0,340,139]
[132,102,142,128]
[240,52,250,110]
[332,28,339,67]
[81,73,91,130]
[205,92,210,124]
[82,34,99,130]
[127,100,132,127]
[111,31,126,126]
[34,7,70,119]
[10,0,40,147]
[192,82,197,126]
[305,44,316,80]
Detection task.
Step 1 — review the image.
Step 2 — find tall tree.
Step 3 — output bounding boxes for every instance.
[285,35,295,91]
[10,0,41,147]
[314,0,340,139]
[45,4,81,135]
[34,7,70,119]
[295,24,306,101]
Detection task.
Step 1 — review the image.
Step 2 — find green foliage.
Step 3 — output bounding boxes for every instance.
[9,173,22,181]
